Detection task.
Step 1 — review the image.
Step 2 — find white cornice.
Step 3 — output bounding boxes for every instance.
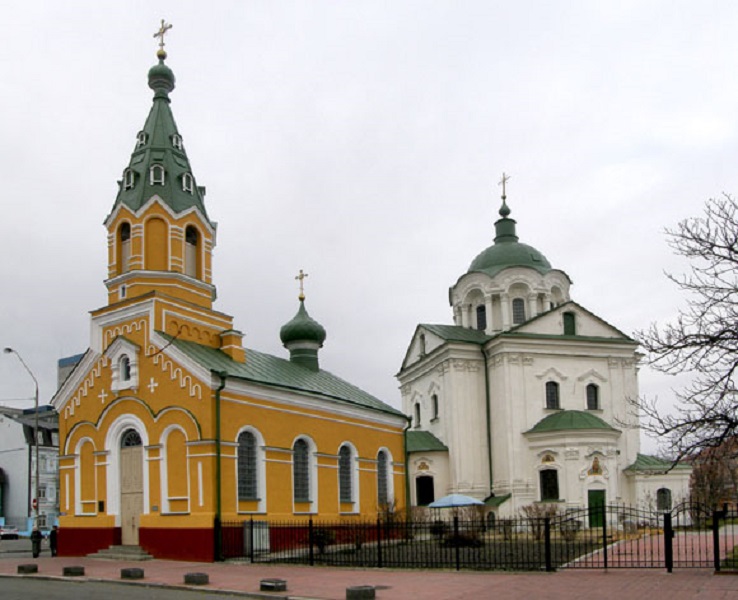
[104,195,216,238]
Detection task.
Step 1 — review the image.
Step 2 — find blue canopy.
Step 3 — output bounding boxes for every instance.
[428,493,484,508]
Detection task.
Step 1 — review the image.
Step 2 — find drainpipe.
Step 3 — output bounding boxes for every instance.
[214,370,227,562]
[483,347,493,498]
[403,415,412,520]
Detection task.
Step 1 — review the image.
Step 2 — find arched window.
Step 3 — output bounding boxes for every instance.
[563,312,576,335]
[656,488,672,511]
[377,450,390,506]
[415,475,435,506]
[293,439,310,503]
[119,355,131,382]
[545,381,560,409]
[136,131,147,148]
[540,469,559,501]
[123,169,135,190]
[185,225,199,278]
[586,384,599,410]
[119,222,131,273]
[338,445,353,503]
[150,164,165,185]
[182,173,194,193]
[414,403,421,428]
[172,134,183,150]
[121,429,142,447]
[476,305,487,331]
[237,431,257,500]
[512,298,526,324]
[431,394,439,420]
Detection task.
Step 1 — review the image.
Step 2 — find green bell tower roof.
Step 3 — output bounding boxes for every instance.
[109,41,211,225]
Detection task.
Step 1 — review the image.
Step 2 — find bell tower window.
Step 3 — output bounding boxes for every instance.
[119,222,131,274]
[185,225,200,278]
[150,164,165,185]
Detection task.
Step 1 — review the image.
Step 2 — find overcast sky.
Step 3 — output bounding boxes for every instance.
[1,2,735,453]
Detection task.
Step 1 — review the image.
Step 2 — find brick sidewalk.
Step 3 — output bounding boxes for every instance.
[0,556,736,599]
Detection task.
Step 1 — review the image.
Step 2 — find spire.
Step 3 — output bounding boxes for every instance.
[108,21,211,225]
[494,172,518,244]
[280,271,327,371]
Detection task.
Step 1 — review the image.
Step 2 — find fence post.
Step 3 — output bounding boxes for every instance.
[601,505,608,570]
[308,518,314,566]
[377,517,383,568]
[713,508,723,573]
[663,512,673,573]
[249,518,254,563]
[454,516,460,571]
[544,517,553,572]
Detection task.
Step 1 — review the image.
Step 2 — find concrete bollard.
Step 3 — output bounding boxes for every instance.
[260,578,288,592]
[184,572,209,585]
[17,564,38,574]
[346,585,375,600]
[121,567,145,580]
[63,566,85,577]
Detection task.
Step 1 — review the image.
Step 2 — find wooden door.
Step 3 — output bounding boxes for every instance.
[120,444,143,545]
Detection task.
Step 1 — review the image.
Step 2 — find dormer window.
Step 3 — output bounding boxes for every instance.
[182,173,194,193]
[136,131,147,148]
[172,134,183,150]
[123,169,135,190]
[150,164,165,185]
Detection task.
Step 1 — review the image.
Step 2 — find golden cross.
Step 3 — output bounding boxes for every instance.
[295,269,309,300]
[153,20,173,53]
[498,172,510,199]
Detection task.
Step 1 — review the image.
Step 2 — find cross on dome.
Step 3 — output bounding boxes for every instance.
[153,19,173,59]
[295,269,309,301]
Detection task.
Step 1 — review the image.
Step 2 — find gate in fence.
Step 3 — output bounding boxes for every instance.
[220,503,738,573]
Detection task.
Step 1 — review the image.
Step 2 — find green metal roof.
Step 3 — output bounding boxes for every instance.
[624,453,691,473]
[484,493,511,507]
[109,55,211,224]
[406,430,448,453]
[526,410,619,434]
[467,200,553,278]
[165,335,404,418]
[420,324,491,344]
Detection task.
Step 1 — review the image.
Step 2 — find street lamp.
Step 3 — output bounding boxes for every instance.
[3,347,40,528]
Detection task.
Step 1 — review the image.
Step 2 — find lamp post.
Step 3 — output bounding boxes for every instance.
[3,348,40,528]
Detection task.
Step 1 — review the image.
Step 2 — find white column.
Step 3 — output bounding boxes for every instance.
[461,304,470,328]
[500,294,510,331]
[528,294,538,319]
[485,295,493,333]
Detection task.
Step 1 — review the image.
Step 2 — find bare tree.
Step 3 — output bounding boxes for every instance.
[690,440,738,509]
[636,194,738,460]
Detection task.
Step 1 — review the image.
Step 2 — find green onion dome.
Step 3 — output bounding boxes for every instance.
[280,300,327,346]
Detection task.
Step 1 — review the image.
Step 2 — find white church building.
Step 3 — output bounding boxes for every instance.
[398,189,690,517]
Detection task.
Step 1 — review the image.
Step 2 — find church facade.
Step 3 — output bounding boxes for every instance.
[398,191,691,517]
[52,44,406,561]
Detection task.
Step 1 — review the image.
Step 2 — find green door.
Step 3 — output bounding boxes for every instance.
[588,490,606,527]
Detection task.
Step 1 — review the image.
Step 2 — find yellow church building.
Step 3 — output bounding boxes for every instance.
[52,38,407,561]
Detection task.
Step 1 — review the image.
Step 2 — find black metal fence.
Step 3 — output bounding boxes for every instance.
[220,502,738,573]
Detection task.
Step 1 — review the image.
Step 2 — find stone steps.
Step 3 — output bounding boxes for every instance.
[88,545,153,561]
